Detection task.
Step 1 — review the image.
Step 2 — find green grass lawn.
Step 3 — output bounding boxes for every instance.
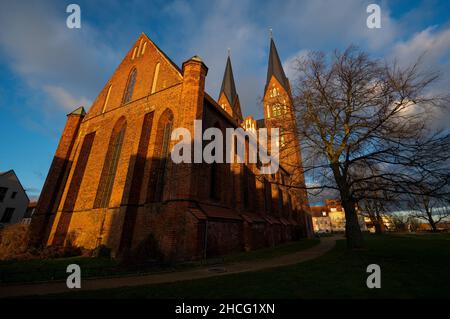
[0,256,118,283]
[45,233,450,299]
[0,238,319,284]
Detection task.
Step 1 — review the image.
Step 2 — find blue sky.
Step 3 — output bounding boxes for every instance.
[1,0,450,200]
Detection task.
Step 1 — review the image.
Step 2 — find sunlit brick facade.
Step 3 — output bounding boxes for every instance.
[29,33,313,260]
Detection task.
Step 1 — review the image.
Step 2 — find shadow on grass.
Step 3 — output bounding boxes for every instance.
[41,233,450,299]
[0,239,319,284]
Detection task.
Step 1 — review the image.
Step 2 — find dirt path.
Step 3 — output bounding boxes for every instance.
[0,236,339,298]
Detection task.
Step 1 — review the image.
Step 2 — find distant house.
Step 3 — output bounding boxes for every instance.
[22,201,37,225]
[0,170,30,226]
[310,206,332,233]
[310,199,367,233]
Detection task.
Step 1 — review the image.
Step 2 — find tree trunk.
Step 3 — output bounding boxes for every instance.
[429,217,438,232]
[343,200,364,249]
[330,163,364,249]
[426,209,438,232]
[375,212,385,234]
[374,221,382,234]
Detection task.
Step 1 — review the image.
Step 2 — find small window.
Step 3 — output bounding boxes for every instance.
[0,207,15,223]
[0,187,7,202]
[151,62,160,94]
[102,85,112,113]
[122,68,137,104]
[272,104,283,117]
[11,191,17,199]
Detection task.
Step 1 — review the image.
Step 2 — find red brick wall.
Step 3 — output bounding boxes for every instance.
[35,34,313,260]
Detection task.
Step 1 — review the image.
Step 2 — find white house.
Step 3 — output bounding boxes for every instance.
[0,170,30,226]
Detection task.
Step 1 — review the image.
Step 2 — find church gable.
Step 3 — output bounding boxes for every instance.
[86,33,183,118]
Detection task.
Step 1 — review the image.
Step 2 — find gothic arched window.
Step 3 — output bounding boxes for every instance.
[209,122,224,202]
[94,118,126,208]
[122,68,137,104]
[264,179,272,213]
[148,109,174,202]
[278,187,284,215]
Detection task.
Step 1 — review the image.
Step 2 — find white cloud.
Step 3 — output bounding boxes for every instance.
[0,1,118,114]
[283,49,310,82]
[43,85,91,111]
[390,27,450,67]
[389,27,450,129]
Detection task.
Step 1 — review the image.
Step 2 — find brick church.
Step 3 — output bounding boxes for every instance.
[29,33,313,260]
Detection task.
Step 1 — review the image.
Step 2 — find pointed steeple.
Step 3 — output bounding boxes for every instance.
[265,37,290,93]
[68,106,86,116]
[219,55,238,108]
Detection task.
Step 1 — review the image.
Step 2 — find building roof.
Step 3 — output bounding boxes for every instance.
[141,32,183,76]
[310,205,327,217]
[0,170,13,176]
[265,38,290,93]
[68,106,86,116]
[0,169,30,203]
[219,56,239,108]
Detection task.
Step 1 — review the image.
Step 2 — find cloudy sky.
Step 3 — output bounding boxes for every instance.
[1,0,450,201]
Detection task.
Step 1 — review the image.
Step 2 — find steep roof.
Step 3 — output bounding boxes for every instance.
[219,56,238,108]
[68,106,86,116]
[0,169,30,203]
[0,170,13,176]
[265,38,290,93]
[141,32,183,77]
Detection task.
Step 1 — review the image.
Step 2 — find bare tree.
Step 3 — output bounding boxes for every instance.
[283,46,450,249]
[359,196,388,234]
[407,186,450,232]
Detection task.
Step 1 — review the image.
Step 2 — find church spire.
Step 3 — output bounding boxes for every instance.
[265,36,290,94]
[218,52,243,123]
[220,54,238,108]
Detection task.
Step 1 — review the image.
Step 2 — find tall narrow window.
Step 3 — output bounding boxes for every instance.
[137,39,143,58]
[210,122,223,201]
[0,187,7,202]
[102,85,112,113]
[243,166,250,209]
[94,119,126,208]
[278,187,284,215]
[210,162,218,200]
[0,208,14,223]
[151,62,160,94]
[154,121,172,201]
[264,179,271,213]
[148,109,174,202]
[122,68,137,104]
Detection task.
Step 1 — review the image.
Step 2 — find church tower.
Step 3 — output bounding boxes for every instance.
[218,53,243,124]
[263,35,309,215]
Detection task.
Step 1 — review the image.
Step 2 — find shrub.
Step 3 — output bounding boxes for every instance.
[0,224,31,260]
[120,233,164,266]
[39,244,83,259]
[92,245,111,258]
